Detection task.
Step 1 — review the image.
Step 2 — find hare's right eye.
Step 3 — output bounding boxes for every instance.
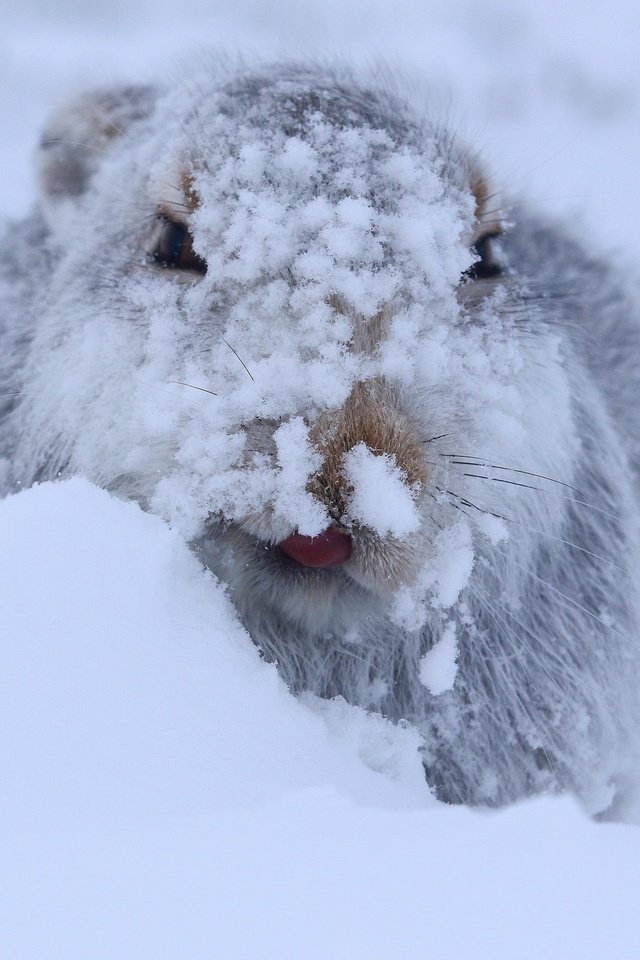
[152,217,207,274]
[463,232,503,281]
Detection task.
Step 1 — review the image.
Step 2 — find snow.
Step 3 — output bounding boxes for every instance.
[3,2,640,957]
[273,417,329,536]
[419,620,459,695]
[343,442,420,537]
[50,76,471,549]
[0,481,428,818]
[3,480,640,960]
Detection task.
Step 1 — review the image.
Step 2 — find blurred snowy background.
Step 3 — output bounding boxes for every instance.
[2,2,640,958]
[3,0,640,258]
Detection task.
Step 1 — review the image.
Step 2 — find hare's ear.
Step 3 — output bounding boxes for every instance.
[37,85,157,222]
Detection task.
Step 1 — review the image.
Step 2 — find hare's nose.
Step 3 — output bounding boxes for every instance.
[279,527,352,568]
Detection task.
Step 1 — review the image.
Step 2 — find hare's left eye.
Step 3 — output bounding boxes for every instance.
[152,217,207,274]
[464,232,503,281]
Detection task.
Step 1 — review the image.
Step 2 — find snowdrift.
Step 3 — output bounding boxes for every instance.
[2,480,640,960]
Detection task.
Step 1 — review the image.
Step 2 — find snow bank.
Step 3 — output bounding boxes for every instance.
[0,480,428,820]
[2,481,640,960]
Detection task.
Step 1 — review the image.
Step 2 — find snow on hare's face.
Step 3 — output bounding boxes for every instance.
[26,64,573,633]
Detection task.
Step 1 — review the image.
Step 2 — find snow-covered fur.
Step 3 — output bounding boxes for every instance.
[1,58,639,813]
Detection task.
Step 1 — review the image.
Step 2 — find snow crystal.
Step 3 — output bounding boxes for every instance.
[273,417,328,536]
[420,621,459,695]
[389,584,430,631]
[474,511,509,545]
[430,520,476,609]
[343,442,420,538]
[389,517,476,629]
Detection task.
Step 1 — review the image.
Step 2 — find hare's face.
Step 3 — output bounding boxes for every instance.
[24,64,573,629]
[127,73,516,619]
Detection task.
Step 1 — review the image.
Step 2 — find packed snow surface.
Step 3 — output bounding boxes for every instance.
[2,481,640,960]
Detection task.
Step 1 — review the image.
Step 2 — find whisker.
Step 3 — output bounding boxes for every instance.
[510,525,627,575]
[496,549,639,651]
[167,379,217,397]
[470,578,570,683]
[436,486,505,521]
[443,459,622,523]
[442,482,628,574]
[440,455,583,494]
[470,476,621,523]
[154,191,192,211]
[463,474,545,491]
[222,337,255,382]
[467,583,563,766]
[40,137,110,156]
[459,589,558,777]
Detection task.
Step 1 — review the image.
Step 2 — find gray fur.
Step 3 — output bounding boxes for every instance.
[1,58,639,814]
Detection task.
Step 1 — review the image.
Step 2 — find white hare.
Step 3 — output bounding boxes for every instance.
[2,58,639,813]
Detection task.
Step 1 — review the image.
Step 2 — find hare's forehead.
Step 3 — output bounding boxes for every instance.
[147,127,499,248]
[148,98,495,226]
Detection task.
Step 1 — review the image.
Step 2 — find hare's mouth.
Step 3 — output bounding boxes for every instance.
[278,528,353,568]
[195,515,418,602]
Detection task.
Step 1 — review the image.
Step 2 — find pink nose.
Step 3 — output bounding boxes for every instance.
[279,528,353,568]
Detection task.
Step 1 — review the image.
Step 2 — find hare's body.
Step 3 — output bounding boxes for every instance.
[2,59,639,811]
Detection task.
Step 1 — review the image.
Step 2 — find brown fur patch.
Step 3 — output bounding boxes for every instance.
[309,378,427,525]
[470,169,503,239]
[155,171,201,222]
[181,170,201,213]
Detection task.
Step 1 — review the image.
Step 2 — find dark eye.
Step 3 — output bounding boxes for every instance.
[464,232,503,281]
[152,217,207,274]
